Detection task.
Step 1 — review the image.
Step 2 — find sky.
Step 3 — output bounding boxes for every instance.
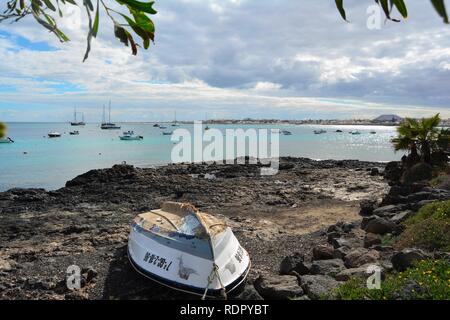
[0,0,450,122]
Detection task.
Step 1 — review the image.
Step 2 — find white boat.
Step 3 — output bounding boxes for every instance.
[69,130,79,135]
[48,132,61,138]
[127,202,251,298]
[120,131,143,140]
[0,137,13,143]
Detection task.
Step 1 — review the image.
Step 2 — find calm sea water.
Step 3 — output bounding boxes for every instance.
[0,123,401,191]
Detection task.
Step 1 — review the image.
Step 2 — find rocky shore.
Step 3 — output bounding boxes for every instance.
[1,157,445,300]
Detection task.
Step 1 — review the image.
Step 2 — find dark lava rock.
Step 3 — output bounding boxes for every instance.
[66,164,138,187]
[363,216,397,235]
[364,233,381,248]
[401,162,433,185]
[344,248,380,268]
[370,168,380,176]
[234,284,264,300]
[312,245,335,261]
[372,205,405,217]
[310,259,346,276]
[279,253,310,276]
[391,249,431,272]
[299,275,340,300]
[391,211,413,224]
[384,161,403,182]
[392,280,425,300]
[254,275,303,300]
[359,199,377,216]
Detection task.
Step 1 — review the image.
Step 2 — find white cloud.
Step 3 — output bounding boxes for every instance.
[0,0,450,121]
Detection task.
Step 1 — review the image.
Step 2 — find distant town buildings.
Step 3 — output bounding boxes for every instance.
[178,114,450,126]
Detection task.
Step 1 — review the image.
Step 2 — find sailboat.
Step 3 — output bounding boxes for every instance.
[204,112,210,131]
[101,101,121,130]
[127,202,251,298]
[70,107,85,126]
[171,111,179,127]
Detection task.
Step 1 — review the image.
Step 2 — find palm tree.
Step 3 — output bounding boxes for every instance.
[392,114,445,164]
[0,122,6,139]
[392,118,420,164]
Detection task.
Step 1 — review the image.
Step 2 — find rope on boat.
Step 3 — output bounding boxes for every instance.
[201,264,227,300]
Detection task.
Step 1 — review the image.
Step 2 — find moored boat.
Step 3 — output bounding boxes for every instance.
[69,130,79,135]
[0,137,13,143]
[48,132,61,138]
[314,129,327,134]
[162,131,173,136]
[281,130,292,135]
[101,101,121,130]
[127,202,251,298]
[120,131,143,140]
[70,107,85,126]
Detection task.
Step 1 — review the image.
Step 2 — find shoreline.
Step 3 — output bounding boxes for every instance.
[0,157,390,299]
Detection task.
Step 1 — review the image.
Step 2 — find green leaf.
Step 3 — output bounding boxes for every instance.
[114,25,129,46]
[92,0,100,37]
[431,0,449,23]
[42,0,56,11]
[392,0,408,19]
[116,0,158,15]
[84,0,94,11]
[335,0,348,21]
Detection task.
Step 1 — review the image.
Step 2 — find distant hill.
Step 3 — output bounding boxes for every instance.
[373,114,403,122]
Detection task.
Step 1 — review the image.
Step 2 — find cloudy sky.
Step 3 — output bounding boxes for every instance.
[0,0,450,122]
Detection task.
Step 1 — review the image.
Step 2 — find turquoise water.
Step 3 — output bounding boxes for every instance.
[0,123,401,191]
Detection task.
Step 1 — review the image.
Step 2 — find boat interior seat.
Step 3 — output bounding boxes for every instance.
[135,202,228,238]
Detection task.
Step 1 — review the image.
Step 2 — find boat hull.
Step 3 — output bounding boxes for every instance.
[0,138,12,143]
[127,223,250,298]
[120,136,142,140]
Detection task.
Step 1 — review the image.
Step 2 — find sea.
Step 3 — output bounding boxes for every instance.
[0,123,402,191]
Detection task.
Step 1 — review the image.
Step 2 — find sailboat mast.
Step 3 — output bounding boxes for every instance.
[109,100,111,123]
[74,107,77,122]
[102,105,105,124]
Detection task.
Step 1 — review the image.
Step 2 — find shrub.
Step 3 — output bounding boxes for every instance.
[335,260,450,300]
[395,200,450,251]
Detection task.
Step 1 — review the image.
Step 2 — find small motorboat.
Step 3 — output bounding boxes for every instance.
[48,132,61,138]
[205,126,210,131]
[0,137,13,143]
[128,202,250,298]
[120,131,143,140]
[69,130,79,135]
[153,124,160,127]
[162,131,173,136]
[314,129,327,134]
[281,130,292,135]
[350,131,361,135]
[159,126,168,130]
[336,130,343,133]
[370,131,377,134]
